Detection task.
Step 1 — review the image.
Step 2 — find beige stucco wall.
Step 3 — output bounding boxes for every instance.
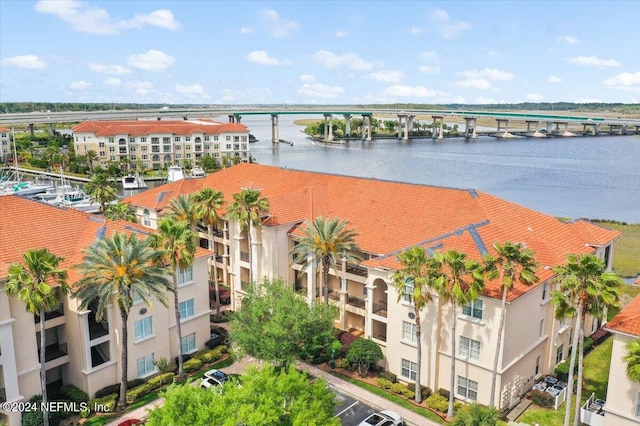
[604,333,640,426]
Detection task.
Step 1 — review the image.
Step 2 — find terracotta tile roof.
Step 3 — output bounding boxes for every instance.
[72,120,249,136]
[0,127,10,132]
[0,196,208,285]
[606,295,640,337]
[124,163,620,301]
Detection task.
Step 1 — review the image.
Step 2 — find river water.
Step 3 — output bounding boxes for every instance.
[230,115,640,224]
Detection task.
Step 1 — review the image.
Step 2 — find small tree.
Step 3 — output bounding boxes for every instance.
[453,403,500,426]
[625,338,640,383]
[346,338,383,377]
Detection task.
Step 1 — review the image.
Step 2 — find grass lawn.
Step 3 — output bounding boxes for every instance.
[591,221,640,278]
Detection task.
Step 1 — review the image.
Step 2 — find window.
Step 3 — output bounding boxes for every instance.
[204,136,210,141]
[226,136,231,141]
[535,356,541,376]
[556,344,564,365]
[143,209,150,226]
[185,136,191,142]
[214,136,219,141]
[402,321,416,344]
[151,137,159,144]
[182,333,196,354]
[163,137,170,143]
[401,278,414,303]
[129,137,136,143]
[177,266,193,285]
[462,299,483,320]
[541,282,548,301]
[539,319,545,337]
[134,316,153,341]
[179,299,195,320]
[174,136,181,142]
[136,353,155,378]
[140,137,147,143]
[132,289,142,304]
[401,359,417,381]
[459,336,481,360]
[108,137,114,143]
[457,376,478,401]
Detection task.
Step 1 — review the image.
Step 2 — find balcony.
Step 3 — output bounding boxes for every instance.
[88,311,109,341]
[347,295,365,309]
[34,305,64,323]
[336,263,368,278]
[328,288,340,301]
[373,302,388,317]
[38,343,68,362]
[240,251,249,262]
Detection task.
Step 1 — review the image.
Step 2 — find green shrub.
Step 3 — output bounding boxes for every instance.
[583,337,594,354]
[211,345,228,360]
[376,378,393,390]
[405,383,431,398]
[61,384,89,403]
[194,349,218,364]
[379,371,397,383]
[346,338,384,377]
[437,388,450,400]
[184,357,203,373]
[148,372,174,388]
[531,389,554,408]
[426,393,449,413]
[154,357,174,373]
[389,382,414,399]
[335,357,350,369]
[126,382,155,404]
[555,362,570,382]
[89,393,117,414]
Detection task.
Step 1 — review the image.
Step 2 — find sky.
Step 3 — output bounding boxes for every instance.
[0,0,639,105]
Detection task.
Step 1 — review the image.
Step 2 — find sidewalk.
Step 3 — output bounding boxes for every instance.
[106,356,441,426]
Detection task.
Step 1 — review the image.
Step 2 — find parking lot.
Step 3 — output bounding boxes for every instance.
[331,386,379,426]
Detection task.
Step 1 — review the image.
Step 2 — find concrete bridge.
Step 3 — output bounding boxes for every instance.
[1,107,639,143]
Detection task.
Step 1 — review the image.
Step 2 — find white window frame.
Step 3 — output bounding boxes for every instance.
[539,318,545,337]
[143,209,150,227]
[401,279,414,304]
[459,336,481,360]
[462,299,483,320]
[457,376,478,401]
[401,358,417,381]
[136,353,155,378]
[134,316,153,342]
[556,344,564,365]
[535,355,541,376]
[179,298,195,321]
[181,332,196,354]
[402,321,416,344]
[541,282,549,302]
[177,266,194,286]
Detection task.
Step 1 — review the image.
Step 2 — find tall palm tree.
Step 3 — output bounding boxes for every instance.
[624,339,640,383]
[86,149,98,173]
[290,216,360,305]
[166,194,198,231]
[227,188,269,283]
[104,201,137,222]
[6,249,69,426]
[551,253,622,426]
[85,173,117,212]
[392,246,439,403]
[433,250,485,420]
[193,188,225,316]
[73,232,171,411]
[483,242,539,408]
[148,218,197,380]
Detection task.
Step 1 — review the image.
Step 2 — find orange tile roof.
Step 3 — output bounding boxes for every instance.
[0,127,10,132]
[124,163,620,301]
[606,295,640,337]
[72,120,249,136]
[0,196,209,284]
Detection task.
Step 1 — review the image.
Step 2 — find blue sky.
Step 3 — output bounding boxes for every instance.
[1,0,639,105]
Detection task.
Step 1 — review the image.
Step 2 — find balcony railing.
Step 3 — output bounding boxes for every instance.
[39,342,68,362]
[328,288,340,301]
[240,252,249,262]
[336,263,368,277]
[347,295,365,309]
[34,306,65,323]
[88,316,109,341]
[373,302,388,317]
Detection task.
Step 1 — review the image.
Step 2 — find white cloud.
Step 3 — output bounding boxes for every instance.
[245,50,293,66]
[311,50,375,71]
[2,55,47,69]
[366,70,404,83]
[410,27,422,35]
[260,9,299,38]
[240,26,252,34]
[126,81,154,95]
[299,74,315,83]
[35,0,180,35]
[604,72,640,92]
[430,9,471,39]
[556,35,580,44]
[381,85,438,98]
[175,83,207,97]
[458,68,514,81]
[547,75,563,83]
[103,78,121,87]
[219,88,273,103]
[127,50,175,71]
[335,30,347,38]
[474,97,499,104]
[419,50,439,61]
[418,65,441,74]
[298,83,345,98]
[90,63,130,75]
[567,56,621,67]
[454,78,491,90]
[526,93,544,101]
[69,80,91,90]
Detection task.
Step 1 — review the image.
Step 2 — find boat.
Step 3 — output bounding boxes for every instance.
[189,165,206,178]
[167,165,185,183]
[122,173,148,190]
[0,177,55,196]
[47,185,100,213]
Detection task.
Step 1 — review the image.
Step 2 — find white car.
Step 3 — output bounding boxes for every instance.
[200,368,230,389]
[358,410,404,426]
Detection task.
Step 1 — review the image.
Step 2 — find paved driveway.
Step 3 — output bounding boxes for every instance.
[332,385,378,426]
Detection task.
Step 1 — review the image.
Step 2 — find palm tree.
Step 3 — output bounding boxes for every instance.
[104,201,137,222]
[86,149,98,173]
[73,232,172,411]
[148,218,197,380]
[6,249,69,426]
[453,403,500,426]
[624,338,640,383]
[227,188,269,283]
[392,246,439,403]
[193,188,225,316]
[483,242,539,408]
[166,194,198,231]
[433,250,485,420]
[85,173,117,212]
[551,253,622,426]
[290,216,360,305]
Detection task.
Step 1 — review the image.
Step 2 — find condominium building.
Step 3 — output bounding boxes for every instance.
[0,197,211,426]
[124,163,619,410]
[0,127,10,161]
[604,295,640,425]
[72,119,251,170]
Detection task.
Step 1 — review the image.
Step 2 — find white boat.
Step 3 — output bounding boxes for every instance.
[122,173,148,190]
[0,177,55,196]
[167,165,185,183]
[47,186,100,213]
[190,165,206,178]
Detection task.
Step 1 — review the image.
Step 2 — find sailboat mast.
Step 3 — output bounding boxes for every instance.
[11,127,19,179]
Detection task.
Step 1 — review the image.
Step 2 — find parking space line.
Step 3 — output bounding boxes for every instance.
[334,400,359,418]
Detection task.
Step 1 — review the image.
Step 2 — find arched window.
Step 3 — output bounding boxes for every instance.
[143,209,150,227]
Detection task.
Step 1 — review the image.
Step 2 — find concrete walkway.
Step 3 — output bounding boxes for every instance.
[105,356,441,426]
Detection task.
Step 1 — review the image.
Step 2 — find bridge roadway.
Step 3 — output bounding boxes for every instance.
[1,107,639,142]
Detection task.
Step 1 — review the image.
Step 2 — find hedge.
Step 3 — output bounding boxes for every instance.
[184,357,203,373]
[426,393,449,413]
[531,389,554,408]
[60,384,89,403]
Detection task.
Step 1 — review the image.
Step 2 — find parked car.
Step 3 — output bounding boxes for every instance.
[200,368,230,389]
[358,410,404,426]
